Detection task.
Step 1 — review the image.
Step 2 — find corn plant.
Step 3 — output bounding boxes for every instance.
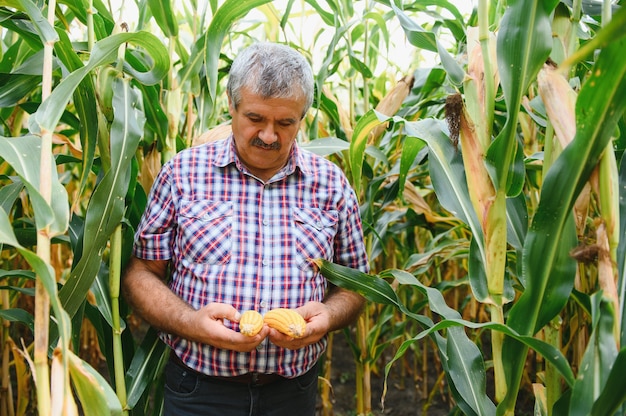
[2,0,626,415]
[318,0,626,415]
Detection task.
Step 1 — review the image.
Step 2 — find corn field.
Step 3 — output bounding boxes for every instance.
[0,0,625,415]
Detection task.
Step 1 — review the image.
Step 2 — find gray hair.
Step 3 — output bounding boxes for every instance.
[226,42,314,119]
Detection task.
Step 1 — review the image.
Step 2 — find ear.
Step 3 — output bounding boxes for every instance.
[227,96,235,117]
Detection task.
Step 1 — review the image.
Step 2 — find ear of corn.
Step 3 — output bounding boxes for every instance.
[238,310,264,336]
[537,63,577,149]
[263,308,306,338]
[369,75,414,144]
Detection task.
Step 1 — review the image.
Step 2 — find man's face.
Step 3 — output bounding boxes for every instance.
[229,87,306,182]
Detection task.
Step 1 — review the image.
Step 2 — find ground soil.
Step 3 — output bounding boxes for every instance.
[317,331,452,416]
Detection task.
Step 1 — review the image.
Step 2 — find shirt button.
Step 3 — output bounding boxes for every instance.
[263,219,269,226]
[262,259,268,266]
[260,300,268,308]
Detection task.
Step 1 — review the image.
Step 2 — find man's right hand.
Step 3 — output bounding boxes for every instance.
[190,303,270,352]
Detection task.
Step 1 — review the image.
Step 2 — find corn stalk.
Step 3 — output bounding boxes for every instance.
[33,1,57,413]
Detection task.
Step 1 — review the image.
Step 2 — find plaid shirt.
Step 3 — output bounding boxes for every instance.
[133,135,369,378]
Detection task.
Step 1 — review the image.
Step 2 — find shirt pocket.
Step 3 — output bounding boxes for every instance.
[178,200,232,265]
[292,207,338,270]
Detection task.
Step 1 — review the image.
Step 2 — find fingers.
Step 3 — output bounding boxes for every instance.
[196,303,330,351]
[201,302,241,321]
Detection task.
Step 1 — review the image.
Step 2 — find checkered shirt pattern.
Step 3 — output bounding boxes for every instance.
[133,135,369,378]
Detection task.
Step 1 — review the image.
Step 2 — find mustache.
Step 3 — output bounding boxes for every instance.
[252,137,280,150]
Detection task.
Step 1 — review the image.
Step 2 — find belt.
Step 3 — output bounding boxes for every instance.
[169,351,285,386]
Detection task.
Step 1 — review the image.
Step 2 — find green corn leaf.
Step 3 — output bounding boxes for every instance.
[397,136,426,200]
[499,33,626,416]
[301,137,350,156]
[363,11,390,48]
[312,258,401,306]
[486,0,559,197]
[303,0,335,26]
[0,179,24,214]
[349,110,385,194]
[30,31,169,134]
[67,350,123,416]
[59,78,145,319]
[203,0,272,114]
[390,3,436,52]
[386,269,495,416]
[315,256,495,415]
[0,135,69,236]
[124,51,169,145]
[57,0,114,29]
[402,118,483,243]
[558,5,626,69]
[53,27,98,199]
[15,0,58,44]
[147,0,178,37]
[347,52,373,79]
[0,207,72,351]
[0,308,34,332]
[0,8,41,50]
[590,348,626,416]
[389,3,464,84]
[88,261,116,333]
[315,257,576,415]
[0,74,40,107]
[177,33,206,94]
[513,38,626,336]
[400,118,494,303]
[505,193,528,252]
[312,22,350,140]
[125,328,168,408]
[570,294,619,416]
[617,153,626,345]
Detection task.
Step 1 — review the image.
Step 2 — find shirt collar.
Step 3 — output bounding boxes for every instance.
[213,134,312,178]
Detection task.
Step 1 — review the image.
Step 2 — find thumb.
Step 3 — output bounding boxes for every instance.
[296,301,323,320]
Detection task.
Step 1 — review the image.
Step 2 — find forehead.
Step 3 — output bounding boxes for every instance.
[237,88,306,119]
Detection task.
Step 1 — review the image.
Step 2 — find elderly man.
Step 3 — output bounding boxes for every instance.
[122,42,369,416]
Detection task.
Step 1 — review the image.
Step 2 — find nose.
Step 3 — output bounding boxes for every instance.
[258,123,278,143]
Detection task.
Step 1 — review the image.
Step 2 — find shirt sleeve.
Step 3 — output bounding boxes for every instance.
[133,162,177,261]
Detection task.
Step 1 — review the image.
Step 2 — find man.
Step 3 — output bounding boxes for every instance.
[122,42,369,416]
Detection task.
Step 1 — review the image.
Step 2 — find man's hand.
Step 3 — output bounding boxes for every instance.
[187,303,270,352]
[267,301,331,349]
[268,287,365,349]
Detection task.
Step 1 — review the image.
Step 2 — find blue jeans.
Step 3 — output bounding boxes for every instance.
[163,358,319,416]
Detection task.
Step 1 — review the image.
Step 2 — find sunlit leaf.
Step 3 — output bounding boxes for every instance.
[300,137,349,156]
[0,135,69,236]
